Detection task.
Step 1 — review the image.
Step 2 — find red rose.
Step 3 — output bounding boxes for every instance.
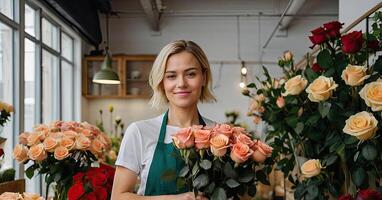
[73,172,85,182]
[94,187,108,200]
[309,27,327,48]
[339,194,355,200]
[88,171,107,187]
[312,63,324,73]
[341,31,364,53]
[324,21,343,38]
[0,148,4,157]
[368,40,380,51]
[357,189,382,200]
[68,182,85,200]
[83,192,97,200]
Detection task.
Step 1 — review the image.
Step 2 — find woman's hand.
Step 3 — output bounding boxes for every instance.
[174,192,208,200]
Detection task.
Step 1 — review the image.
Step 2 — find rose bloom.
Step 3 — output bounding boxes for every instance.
[90,138,105,155]
[27,133,41,146]
[249,99,261,112]
[75,136,91,150]
[210,134,230,157]
[63,130,78,139]
[13,144,29,163]
[234,133,254,147]
[23,193,44,200]
[0,192,23,200]
[282,75,308,96]
[43,136,58,152]
[357,189,382,200]
[194,129,212,149]
[231,126,246,137]
[28,143,47,161]
[54,146,70,160]
[309,27,327,47]
[341,31,363,54]
[341,64,370,86]
[97,133,110,149]
[343,111,378,140]
[276,96,285,108]
[172,127,194,149]
[252,115,262,124]
[306,76,338,102]
[312,63,324,73]
[254,94,266,102]
[81,129,93,137]
[0,101,14,113]
[359,81,382,111]
[213,124,233,138]
[18,132,30,145]
[301,159,322,178]
[282,51,293,62]
[47,131,64,139]
[338,194,354,200]
[230,143,253,164]
[60,137,75,150]
[33,124,49,132]
[323,21,343,38]
[252,140,273,163]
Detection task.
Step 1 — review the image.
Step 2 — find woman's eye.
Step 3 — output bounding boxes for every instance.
[166,75,176,79]
[186,72,196,77]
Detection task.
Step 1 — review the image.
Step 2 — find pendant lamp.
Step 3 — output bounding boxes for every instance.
[92,13,120,84]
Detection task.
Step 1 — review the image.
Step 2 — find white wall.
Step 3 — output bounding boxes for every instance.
[82,0,338,132]
[339,0,381,32]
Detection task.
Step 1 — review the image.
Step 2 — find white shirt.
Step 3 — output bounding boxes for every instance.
[115,114,215,195]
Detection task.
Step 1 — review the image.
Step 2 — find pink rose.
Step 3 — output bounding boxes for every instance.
[276,96,285,108]
[234,133,254,147]
[194,129,212,149]
[172,128,194,149]
[210,134,229,157]
[252,140,273,163]
[230,143,253,164]
[213,124,233,138]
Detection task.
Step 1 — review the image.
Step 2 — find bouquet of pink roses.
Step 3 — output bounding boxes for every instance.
[172,124,273,200]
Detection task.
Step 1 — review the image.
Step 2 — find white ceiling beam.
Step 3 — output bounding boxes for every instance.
[139,0,161,31]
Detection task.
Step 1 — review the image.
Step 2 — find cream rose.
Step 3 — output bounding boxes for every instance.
[359,81,382,111]
[230,143,253,164]
[210,134,229,157]
[282,75,308,96]
[54,146,70,160]
[28,143,47,161]
[252,140,273,163]
[306,76,338,102]
[13,144,29,163]
[341,64,370,86]
[172,127,194,149]
[301,159,322,178]
[282,51,293,62]
[194,129,212,149]
[43,136,58,152]
[343,111,378,140]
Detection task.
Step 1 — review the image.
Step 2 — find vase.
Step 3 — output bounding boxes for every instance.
[50,182,69,200]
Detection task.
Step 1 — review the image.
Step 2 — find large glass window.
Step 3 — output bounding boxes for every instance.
[25,4,36,37]
[42,50,59,123]
[61,32,73,61]
[61,61,73,121]
[0,0,13,20]
[42,18,59,51]
[24,39,36,132]
[0,22,14,170]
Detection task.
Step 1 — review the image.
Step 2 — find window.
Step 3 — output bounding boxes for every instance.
[25,4,36,37]
[0,0,14,20]
[0,22,14,170]
[42,18,59,51]
[42,50,59,123]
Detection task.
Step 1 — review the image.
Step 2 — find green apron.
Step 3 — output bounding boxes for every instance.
[144,111,206,195]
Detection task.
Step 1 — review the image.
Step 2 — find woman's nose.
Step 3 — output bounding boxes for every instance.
[176,76,187,88]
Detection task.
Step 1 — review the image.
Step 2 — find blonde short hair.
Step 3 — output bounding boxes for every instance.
[149,40,216,109]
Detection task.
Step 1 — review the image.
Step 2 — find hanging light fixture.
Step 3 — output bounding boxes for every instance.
[93,13,120,84]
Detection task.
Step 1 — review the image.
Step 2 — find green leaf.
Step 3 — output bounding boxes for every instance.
[305,67,319,83]
[200,160,212,170]
[211,187,227,200]
[352,167,367,187]
[25,164,38,179]
[204,182,215,195]
[238,173,254,183]
[306,114,321,126]
[374,56,382,74]
[307,185,319,198]
[286,116,298,128]
[294,122,304,134]
[179,165,189,177]
[226,179,240,188]
[325,154,338,166]
[193,174,209,189]
[223,162,238,179]
[362,143,377,161]
[247,83,256,88]
[317,49,333,69]
[318,102,331,118]
[192,163,200,176]
[324,68,335,77]
[354,151,360,162]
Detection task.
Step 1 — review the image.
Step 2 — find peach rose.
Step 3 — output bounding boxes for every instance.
[282,75,308,96]
[28,143,47,161]
[232,127,246,137]
[33,124,49,132]
[234,133,254,147]
[47,131,64,139]
[301,159,322,178]
[252,140,273,163]
[23,193,44,200]
[107,150,117,160]
[252,116,262,124]
[359,81,382,111]
[13,144,29,163]
[276,96,285,108]
[210,134,230,157]
[254,94,266,102]
[343,111,378,140]
[306,76,338,102]
[60,137,75,150]
[54,146,70,160]
[341,64,370,86]
[63,130,78,139]
[213,124,233,138]
[194,129,212,149]
[282,50,293,62]
[81,129,93,137]
[250,100,261,112]
[90,139,105,155]
[0,101,14,113]
[18,132,30,145]
[27,133,41,146]
[43,136,58,152]
[230,143,253,164]
[0,192,23,200]
[97,133,110,149]
[172,128,194,149]
[75,136,91,150]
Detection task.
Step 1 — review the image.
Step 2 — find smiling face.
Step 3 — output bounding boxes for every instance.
[163,51,205,109]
